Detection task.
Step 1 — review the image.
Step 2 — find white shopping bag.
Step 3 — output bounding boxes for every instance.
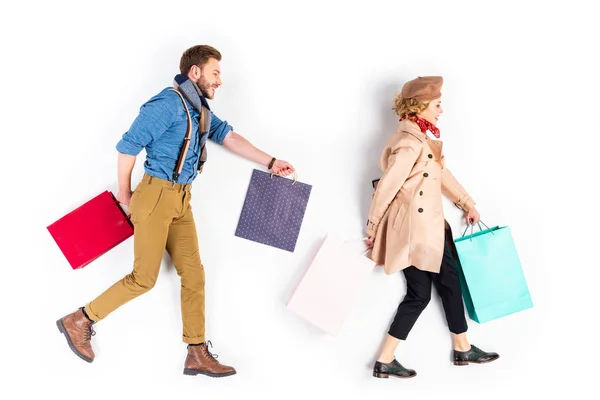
[286,234,375,335]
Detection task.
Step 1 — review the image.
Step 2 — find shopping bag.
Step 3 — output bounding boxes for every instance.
[47,191,134,269]
[235,169,312,252]
[286,234,375,335]
[454,223,533,323]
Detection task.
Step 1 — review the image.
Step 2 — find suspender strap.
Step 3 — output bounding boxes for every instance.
[169,89,193,183]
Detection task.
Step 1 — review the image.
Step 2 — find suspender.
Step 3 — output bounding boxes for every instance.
[169,89,207,183]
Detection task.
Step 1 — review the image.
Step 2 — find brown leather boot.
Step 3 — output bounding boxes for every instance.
[183,341,236,378]
[56,307,96,363]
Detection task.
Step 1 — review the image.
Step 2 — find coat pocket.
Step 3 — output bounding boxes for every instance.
[392,202,408,231]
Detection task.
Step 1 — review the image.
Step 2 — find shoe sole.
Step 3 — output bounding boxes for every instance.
[453,355,500,366]
[183,368,237,378]
[373,372,417,379]
[56,319,93,363]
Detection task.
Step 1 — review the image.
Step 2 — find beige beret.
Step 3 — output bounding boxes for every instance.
[400,76,443,102]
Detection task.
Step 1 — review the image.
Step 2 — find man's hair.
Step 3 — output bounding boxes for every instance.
[179,45,222,75]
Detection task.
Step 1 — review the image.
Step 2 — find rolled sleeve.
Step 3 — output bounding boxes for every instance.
[208,112,233,145]
[116,91,178,155]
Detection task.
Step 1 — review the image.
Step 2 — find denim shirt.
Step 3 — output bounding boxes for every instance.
[116,87,233,184]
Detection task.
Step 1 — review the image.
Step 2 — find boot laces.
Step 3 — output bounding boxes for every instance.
[203,340,219,361]
[82,323,96,342]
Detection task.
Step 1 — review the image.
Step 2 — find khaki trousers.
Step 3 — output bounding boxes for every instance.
[86,174,206,344]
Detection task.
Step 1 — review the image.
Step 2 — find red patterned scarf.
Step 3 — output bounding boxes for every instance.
[401,114,440,139]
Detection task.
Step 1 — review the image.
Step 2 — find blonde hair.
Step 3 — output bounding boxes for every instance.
[393,94,429,119]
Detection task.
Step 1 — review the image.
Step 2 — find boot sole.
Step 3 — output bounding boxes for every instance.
[373,372,417,379]
[183,368,237,378]
[56,319,93,363]
[453,355,500,366]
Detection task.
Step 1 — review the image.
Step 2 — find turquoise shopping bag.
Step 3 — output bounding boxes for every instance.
[454,223,533,323]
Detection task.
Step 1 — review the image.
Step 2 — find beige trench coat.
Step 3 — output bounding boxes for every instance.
[367,119,476,274]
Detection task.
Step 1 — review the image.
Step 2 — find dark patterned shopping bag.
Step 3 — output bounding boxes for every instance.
[235,169,312,252]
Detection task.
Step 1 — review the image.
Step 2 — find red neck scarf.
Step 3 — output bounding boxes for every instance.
[401,114,440,139]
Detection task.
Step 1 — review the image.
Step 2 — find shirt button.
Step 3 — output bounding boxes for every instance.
[423,173,429,177]
[420,191,423,196]
[428,154,433,159]
[418,208,424,213]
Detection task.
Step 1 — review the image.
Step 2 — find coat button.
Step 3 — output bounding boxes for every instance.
[420,191,423,196]
[423,172,429,177]
[428,154,433,159]
[418,208,424,213]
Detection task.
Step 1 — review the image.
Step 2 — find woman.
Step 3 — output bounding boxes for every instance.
[365,76,498,379]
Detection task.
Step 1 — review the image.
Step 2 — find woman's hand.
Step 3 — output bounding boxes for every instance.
[365,236,375,249]
[466,207,481,225]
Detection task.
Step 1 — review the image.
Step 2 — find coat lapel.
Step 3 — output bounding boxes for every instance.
[427,138,443,161]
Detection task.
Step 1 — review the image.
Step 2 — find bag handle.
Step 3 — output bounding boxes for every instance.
[270,170,298,185]
[344,237,371,256]
[461,220,495,241]
[110,192,133,227]
[169,89,195,183]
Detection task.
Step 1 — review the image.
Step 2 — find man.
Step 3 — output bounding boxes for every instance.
[56,45,295,378]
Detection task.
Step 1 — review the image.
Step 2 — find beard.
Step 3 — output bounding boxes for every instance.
[195,74,214,99]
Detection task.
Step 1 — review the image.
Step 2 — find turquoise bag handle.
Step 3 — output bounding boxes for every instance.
[462,221,495,241]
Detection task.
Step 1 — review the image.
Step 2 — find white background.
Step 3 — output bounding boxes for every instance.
[1,0,599,399]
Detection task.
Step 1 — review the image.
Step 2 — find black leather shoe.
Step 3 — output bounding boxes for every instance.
[373,359,417,379]
[453,345,499,365]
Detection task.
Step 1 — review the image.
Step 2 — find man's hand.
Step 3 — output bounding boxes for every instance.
[466,207,481,225]
[271,160,295,177]
[116,190,133,206]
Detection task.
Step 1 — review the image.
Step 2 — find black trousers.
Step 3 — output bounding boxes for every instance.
[388,224,468,340]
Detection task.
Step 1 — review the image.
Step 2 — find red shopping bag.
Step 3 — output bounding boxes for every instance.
[47,191,133,269]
